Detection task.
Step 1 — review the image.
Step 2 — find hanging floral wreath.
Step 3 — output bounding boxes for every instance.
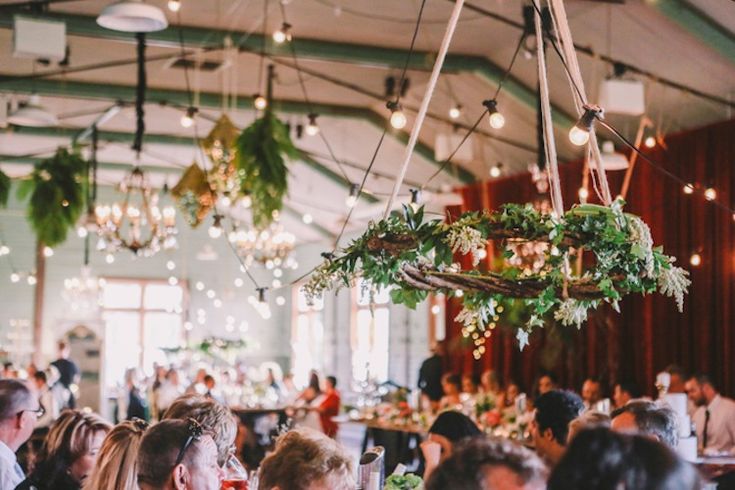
[303,200,690,350]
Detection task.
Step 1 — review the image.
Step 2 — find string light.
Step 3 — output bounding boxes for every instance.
[180,106,197,128]
[683,183,694,195]
[482,99,505,129]
[569,106,601,146]
[704,188,717,201]
[305,113,320,136]
[195,281,204,291]
[345,183,359,208]
[689,252,702,267]
[10,273,20,283]
[213,298,223,308]
[168,276,178,286]
[27,274,37,286]
[302,213,313,224]
[166,260,176,271]
[208,214,224,239]
[43,246,54,258]
[455,290,464,298]
[489,163,503,178]
[206,289,216,299]
[644,135,656,149]
[0,244,9,256]
[253,94,267,111]
[578,187,589,200]
[387,101,407,130]
[276,296,286,306]
[431,304,441,315]
[167,0,181,12]
[234,277,244,287]
[449,104,462,120]
[272,22,292,44]
[257,287,268,304]
[105,253,115,264]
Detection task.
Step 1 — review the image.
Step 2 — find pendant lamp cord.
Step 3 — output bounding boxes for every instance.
[133,33,146,158]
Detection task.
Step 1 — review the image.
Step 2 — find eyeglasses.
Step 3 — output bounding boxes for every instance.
[17,404,45,420]
[173,418,204,468]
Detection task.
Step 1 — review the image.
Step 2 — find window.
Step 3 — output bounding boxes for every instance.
[101,278,185,391]
[351,279,390,383]
[291,287,325,388]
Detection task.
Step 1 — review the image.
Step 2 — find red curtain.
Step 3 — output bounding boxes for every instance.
[442,118,735,397]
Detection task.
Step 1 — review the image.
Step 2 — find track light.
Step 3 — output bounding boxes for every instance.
[489,163,503,178]
[569,105,602,146]
[273,22,292,44]
[167,0,181,12]
[482,99,505,129]
[449,104,462,120]
[346,183,359,208]
[180,106,197,128]
[253,94,267,111]
[305,113,320,136]
[208,214,224,239]
[387,101,407,129]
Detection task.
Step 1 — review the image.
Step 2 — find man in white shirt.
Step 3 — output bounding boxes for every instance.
[685,374,735,454]
[0,379,42,490]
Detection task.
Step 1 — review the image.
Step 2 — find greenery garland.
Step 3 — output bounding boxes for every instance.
[304,200,690,350]
[235,111,298,228]
[16,148,87,247]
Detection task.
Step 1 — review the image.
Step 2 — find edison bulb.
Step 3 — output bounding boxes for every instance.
[276,296,286,306]
[488,111,505,129]
[683,183,694,195]
[489,165,502,178]
[302,213,313,224]
[689,253,702,267]
[180,113,194,128]
[449,106,461,119]
[644,136,656,148]
[77,226,88,238]
[390,110,407,130]
[167,0,181,12]
[569,126,590,146]
[345,194,357,208]
[43,246,54,258]
[455,289,464,298]
[208,225,223,239]
[105,254,115,264]
[254,95,267,111]
[10,273,20,283]
[578,187,589,200]
[27,275,37,286]
[305,122,319,136]
[704,188,717,201]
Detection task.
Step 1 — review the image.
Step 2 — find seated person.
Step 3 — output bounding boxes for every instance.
[531,390,583,466]
[17,409,111,490]
[163,394,238,467]
[613,380,642,409]
[685,374,735,454]
[421,411,482,480]
[137,418,223,490]
[426,437,547,490]
[439,373,462,409]
[258,427,353,490]
[581,378,603,411]
[567,411,610,443]
[610,400,678,448]
[461,374,479,395]
[535,373,558,397]
[83,418,148,490]
[548,427,700,490]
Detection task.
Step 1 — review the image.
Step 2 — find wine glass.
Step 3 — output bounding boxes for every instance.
[221,454,249,490]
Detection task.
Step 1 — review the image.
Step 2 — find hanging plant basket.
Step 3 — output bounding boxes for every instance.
[304,200,690,349]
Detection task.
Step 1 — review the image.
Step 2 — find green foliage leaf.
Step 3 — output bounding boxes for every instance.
[235,111,297,228]
[16,148,87,247]
[0,169,10,208]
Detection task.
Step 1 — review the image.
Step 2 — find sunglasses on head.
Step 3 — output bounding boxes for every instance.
[17,404,45,420]
[173,418,204,468]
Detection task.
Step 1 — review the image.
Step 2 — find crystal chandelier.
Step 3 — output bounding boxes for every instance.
[229,220,295,267]
[95,167,178,257]
[62,266,104,315]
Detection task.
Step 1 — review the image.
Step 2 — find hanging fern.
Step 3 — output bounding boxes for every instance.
[0,168,10,208]
[235,111,298,228]
[16,148,87,247]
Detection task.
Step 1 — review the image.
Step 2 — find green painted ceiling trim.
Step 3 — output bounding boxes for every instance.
[0,12,572,129]
[3,126,379,203]
[281,205,335,239]
[0,153,181,175]
[0,76,475,182]
[648,0,735,66]
[297,152,379,203]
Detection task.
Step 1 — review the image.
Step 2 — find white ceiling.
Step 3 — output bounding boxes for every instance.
[0,0,733,240]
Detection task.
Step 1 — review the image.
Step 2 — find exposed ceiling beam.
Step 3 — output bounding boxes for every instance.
[0,75,476,183]
[0,11,576,129]
[648,0,735,66]
[1,125,379,205]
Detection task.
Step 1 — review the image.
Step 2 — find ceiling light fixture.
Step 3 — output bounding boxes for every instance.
[482,99,505,129]
[345,183,359,208]
[387,101,407,130]
[305,113,320,136]
[180,106,197,128]
[8,94,58,127]
[97,0,169,33]
[272,22,292,44]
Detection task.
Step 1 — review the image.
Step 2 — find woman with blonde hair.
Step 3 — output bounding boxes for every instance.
[82,418,148,490]
[16,409,111,490]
